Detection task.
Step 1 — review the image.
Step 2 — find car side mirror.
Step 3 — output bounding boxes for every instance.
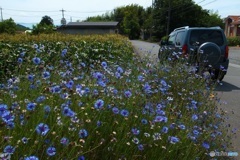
[159,40,168,46]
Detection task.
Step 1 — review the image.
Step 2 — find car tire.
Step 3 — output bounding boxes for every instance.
[213,69,225,81]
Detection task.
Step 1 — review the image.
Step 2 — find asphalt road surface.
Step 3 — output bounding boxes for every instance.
[131,40,240,158]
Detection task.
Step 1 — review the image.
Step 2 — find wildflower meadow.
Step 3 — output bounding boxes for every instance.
[0,34,233,159]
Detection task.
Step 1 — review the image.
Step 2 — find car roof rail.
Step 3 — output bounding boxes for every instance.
[173,26,189,31]
[209,26,221,29]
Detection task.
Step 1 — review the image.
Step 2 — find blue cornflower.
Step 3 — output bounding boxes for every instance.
[35,123,50,136]
[32,57,41,65]
[79,129,88,138]
[81,62,86,67]
[97,120,102,127]
[178,124,186,130]
[97,81,106,87]
[93,72,104,80]
[50,85,62,93]
[78,156,85,160]
[61,49,67,57]
[26,102,36,111]
[193,130,199,136]
[3,145,15,154]
[156,109,165,115]
[0,104,8,116]
[162,126,169,133]
[94,99,104,109]
[153,133,161,140]
[1,111,15,123]
[112,107,119,114]
[66,80,74,89]
[120,109,129,117]
[132,128,140,135]
[115,72,121,79]
[117,66,124,73]
[141,118,148,124]
[154,116,168,123]
[202,141,210,149]
[137,75,144,81]
[44,105,51,113]
[6,121,15,129]
[92,89,99,96]
[20,114,25,125]
[27,74,34,81]
[33,44,38,49]
[169,123,176,129]
[101,61,107,68]
[22,137,28,144]
[143,83,151,93]
[112,89,118,95]
[20,52,25,57]
[44,139,51,144]
[160,79,167,87]
[24,156,39,160]
[18,57,23,63]
[60,93,69,99]
[60,137,69,146]
[169,136,179,144]
[36,96,46,103]
[138,144,144,151]
[192,114,198,121]
[132,137,139,144]
[156,103,165,109]
[62,107,76,117]
[124,90,132,98]
[42,71,50,79]
[46,146,56,156]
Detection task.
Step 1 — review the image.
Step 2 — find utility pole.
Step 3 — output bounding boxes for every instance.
[60,8,66,25]
[166,0,171,36]
[60,8,66,18]
[0,7,3,22]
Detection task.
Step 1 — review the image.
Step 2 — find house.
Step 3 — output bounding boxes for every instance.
[57,22,119,35]
[224,15,240,37]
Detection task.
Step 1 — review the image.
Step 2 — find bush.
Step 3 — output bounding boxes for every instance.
[227,36,240,46]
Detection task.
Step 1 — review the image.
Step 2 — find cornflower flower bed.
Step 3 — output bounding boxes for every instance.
[0,34,232,160]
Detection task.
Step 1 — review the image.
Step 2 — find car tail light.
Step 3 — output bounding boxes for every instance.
[182,44,188,56]
[225,45,229,59]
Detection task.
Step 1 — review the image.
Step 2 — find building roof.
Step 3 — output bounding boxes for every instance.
[225,15,240,25]
[66,22,119,27]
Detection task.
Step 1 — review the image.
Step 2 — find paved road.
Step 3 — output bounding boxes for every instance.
[131,40,240,158]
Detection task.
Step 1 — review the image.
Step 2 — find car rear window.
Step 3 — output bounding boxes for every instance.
[189,30,224,46]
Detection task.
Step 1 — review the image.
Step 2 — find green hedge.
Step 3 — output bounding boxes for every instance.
[227,36,240,46]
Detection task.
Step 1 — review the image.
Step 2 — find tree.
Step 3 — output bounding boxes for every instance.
[123,11,141,39]
[152,0,216,40]
[32,16,55,34]
[40,15,54,26]
[201,10,224,28]
[0,18,17,34]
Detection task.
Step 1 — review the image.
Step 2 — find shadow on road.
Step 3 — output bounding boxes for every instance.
[214,81,240,92]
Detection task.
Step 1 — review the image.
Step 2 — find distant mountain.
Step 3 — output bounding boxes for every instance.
[17,24,31,31]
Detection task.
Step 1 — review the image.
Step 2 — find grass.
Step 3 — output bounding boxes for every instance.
[0,33,234,160]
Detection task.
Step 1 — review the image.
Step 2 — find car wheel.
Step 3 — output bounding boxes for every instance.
[213,69,225,81]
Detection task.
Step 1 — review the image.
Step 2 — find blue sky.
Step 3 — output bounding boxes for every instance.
[0,0,239,28]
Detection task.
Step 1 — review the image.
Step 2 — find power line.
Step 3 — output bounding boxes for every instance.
[3,8,59,12]
[0,7,3,21]
[4,12,61,17]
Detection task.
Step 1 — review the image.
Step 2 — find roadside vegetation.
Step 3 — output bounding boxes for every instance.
[0,34,234,159]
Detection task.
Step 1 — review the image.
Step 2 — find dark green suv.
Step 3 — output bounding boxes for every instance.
[158,26,229,80]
